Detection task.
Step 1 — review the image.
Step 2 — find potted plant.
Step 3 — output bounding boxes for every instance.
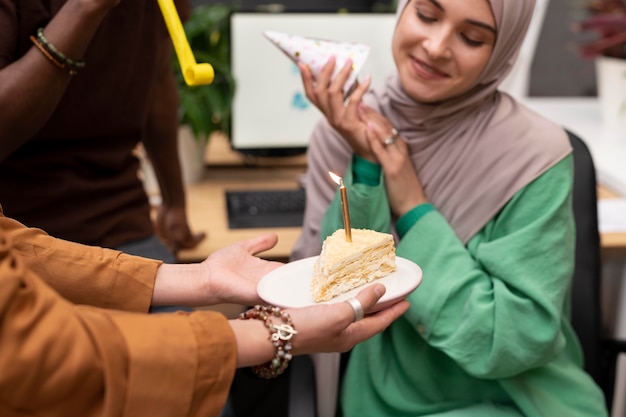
[174,3,236,181]
[573,0,626,131]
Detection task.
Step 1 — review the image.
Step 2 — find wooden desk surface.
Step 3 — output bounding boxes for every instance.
[177,165,305,262]
[597,186,626,256]
[176,133,626,262]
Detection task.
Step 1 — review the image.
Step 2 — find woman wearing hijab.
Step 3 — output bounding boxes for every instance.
[292,0,609,415]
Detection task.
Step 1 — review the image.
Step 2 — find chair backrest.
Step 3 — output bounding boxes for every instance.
[566,130,606,392]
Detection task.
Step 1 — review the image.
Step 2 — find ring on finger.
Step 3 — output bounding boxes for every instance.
[346,297,365,322]
[384,128,399,146]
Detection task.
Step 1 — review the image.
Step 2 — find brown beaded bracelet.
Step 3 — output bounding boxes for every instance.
[239,305,298,378]
[30,28,85,76]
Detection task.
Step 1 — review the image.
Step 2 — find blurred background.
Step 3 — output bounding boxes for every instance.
[190,0,598,96]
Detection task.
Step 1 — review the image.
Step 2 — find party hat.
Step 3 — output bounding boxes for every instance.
[263,30,371,95]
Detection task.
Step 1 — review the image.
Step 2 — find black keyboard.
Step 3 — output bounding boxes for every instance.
[225,188,306,229]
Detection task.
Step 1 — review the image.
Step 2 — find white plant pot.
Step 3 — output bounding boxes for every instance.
[596,55,626,134]
[178,125,207,184]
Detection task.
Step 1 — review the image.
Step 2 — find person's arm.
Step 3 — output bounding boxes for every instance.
[0,249,237,417]
[1,225,408,417]
[0,0,119,161]
[143,31,205,252]
[151,233,284,307]
[230,283,406,367]
[1,209,281,310]
[1,211,158,312]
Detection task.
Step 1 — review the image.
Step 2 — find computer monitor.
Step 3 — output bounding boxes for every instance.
[230,12,397,156]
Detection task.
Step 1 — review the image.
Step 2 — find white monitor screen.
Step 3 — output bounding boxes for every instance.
[230,12,397,153]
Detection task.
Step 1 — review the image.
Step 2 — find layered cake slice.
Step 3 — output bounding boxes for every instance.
[311,228,396,302]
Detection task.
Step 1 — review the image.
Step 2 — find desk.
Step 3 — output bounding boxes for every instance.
[598,186,626,256]
[178,164,305,262]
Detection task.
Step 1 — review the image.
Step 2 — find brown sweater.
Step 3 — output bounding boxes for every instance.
[0,0,190,247]
[0,208,236,417]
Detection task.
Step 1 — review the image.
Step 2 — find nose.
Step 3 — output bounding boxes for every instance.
[422,29,452,60]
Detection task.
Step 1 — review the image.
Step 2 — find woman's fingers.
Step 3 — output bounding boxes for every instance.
[298,62,316,102]
[354,283,385,311]
[366,121,401,167]
[344,75,371,115]
[340,288,410,351]
[237,232,279,256]
[300,57,366,119]
[321,58,356,122]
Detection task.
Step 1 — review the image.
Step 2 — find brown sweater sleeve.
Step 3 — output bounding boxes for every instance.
[0,209,159,312]
[0,225,237,417]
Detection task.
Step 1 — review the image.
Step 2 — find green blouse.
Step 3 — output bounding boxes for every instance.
[320,155,607,417]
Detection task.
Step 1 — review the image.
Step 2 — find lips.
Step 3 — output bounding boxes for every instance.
[412,57,449,80]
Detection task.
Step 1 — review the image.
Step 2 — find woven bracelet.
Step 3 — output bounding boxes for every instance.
[239,305,297,378]
[32,28,85,76]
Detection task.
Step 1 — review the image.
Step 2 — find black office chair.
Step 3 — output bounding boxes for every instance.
[566,129,615,410]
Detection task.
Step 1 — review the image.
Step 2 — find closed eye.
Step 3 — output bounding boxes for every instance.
[461,34,486,47]
[417,9,437,24]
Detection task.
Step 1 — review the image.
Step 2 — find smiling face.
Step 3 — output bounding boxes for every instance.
[392,0,497,103]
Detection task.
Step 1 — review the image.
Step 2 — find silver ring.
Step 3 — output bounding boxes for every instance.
[384,128,399,146]
[346,298,364,322]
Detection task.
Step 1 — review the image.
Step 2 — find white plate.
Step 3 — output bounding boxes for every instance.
[257,256,422,311]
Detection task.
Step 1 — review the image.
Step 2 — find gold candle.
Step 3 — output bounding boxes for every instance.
[329,172,352,242]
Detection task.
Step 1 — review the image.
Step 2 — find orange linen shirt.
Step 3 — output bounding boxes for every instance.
[0,209,236,417]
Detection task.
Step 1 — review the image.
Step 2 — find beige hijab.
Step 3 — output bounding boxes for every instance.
[292,0,571,260]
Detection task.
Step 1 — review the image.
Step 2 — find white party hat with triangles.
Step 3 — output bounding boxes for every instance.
[263,30,370,95]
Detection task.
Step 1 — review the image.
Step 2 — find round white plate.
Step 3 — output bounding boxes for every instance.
[257,256,422,311]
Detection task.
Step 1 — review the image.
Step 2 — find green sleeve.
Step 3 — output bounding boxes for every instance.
[400,155,575,378]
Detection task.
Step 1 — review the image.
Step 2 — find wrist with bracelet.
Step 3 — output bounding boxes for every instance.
[29,28,86,76]
[239,305,298,378]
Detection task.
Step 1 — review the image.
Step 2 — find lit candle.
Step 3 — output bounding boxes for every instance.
[328,171,352,242]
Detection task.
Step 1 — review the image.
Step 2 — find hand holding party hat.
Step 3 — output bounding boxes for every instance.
[263,30,371,95]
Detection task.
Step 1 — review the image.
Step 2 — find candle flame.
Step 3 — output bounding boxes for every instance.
[328,171,343,186]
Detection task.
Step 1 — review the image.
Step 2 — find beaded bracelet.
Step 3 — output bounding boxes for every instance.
[30,28,85,76]
[239,305,298,378]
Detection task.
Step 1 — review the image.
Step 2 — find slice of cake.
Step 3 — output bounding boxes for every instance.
[311,228,396,302]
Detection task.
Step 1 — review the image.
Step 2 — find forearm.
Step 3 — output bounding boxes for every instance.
[0,0,114,160]
[143,46,186,207]
[2,212,158,312]
[152,262,210,307]
[154,268,295,368]
[228,319,277,367]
